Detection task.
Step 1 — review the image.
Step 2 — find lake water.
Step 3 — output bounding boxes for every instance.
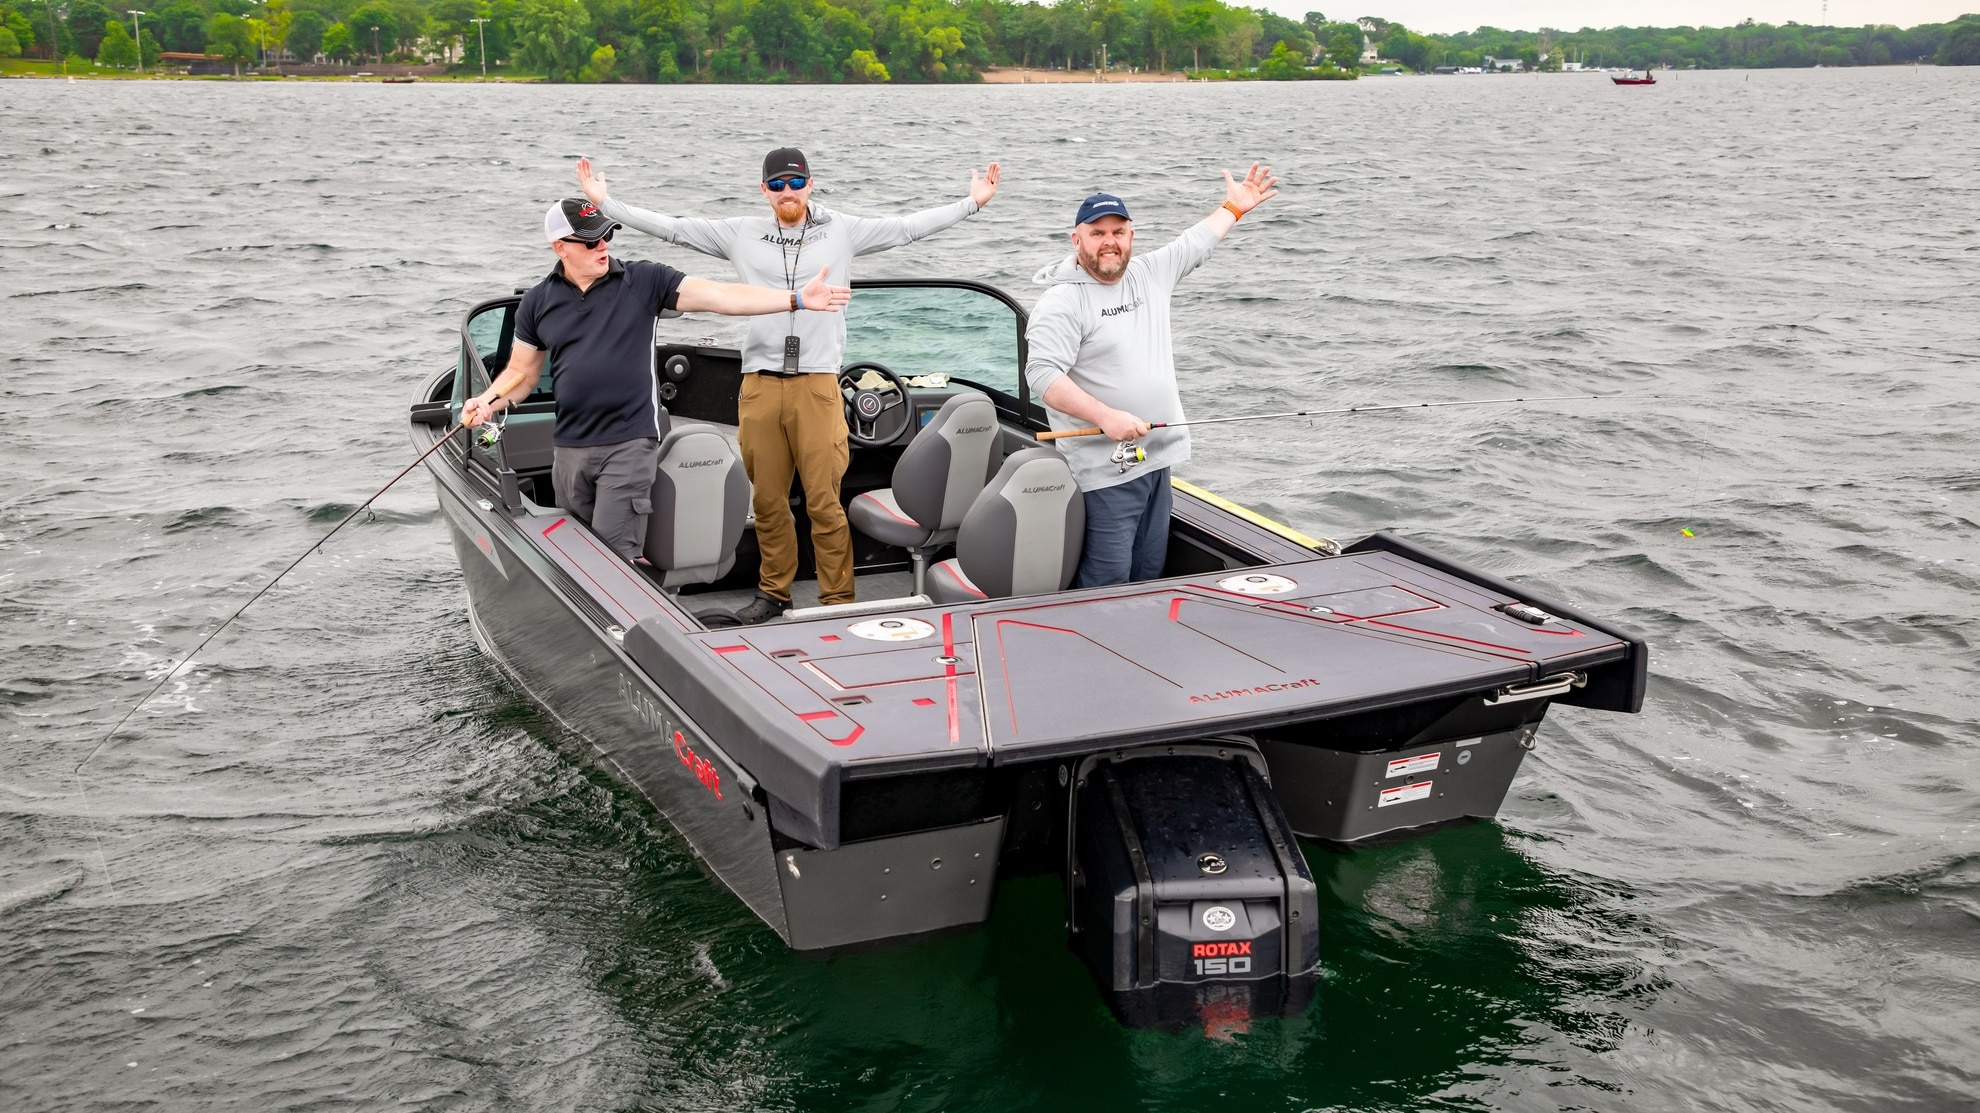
[3,67,1977,1111]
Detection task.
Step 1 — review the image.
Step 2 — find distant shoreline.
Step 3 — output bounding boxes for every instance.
[0,61,1957,84]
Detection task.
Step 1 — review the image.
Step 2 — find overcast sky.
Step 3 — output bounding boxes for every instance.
[1261,2,1979,34]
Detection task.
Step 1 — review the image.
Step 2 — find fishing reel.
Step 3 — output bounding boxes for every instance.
[1111,439,1147,475]
[471,407,506,450]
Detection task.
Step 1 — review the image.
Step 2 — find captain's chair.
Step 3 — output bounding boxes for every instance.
[643,424,750,589]
[847,391,1001,596]
[927,448,1085,604]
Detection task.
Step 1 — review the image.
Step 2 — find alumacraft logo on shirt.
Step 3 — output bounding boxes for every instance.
[1099,298,1145,318]
[1189,677,1320,704]
[759,228,829,246]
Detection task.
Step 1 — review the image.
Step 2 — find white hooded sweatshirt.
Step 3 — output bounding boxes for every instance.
[1023,222,1221,492]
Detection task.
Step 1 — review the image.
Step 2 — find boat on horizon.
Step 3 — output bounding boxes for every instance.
[1612,70,1657,85]
[411,275,1647,1032]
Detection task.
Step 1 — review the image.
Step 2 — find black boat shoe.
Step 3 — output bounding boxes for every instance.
[734,593,790,625]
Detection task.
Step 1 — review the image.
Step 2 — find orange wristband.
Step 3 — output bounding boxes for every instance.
[1221,201,1244,220]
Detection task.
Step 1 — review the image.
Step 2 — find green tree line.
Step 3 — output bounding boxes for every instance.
[3,0,1976,78]
[1365,13,1980,71]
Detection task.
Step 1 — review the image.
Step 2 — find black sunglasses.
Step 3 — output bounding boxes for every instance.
[765,176,809,192]
[561,228,615,247]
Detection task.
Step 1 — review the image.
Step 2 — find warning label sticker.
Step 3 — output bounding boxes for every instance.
[1386,752,1441,778]
[1378,780,1435,807]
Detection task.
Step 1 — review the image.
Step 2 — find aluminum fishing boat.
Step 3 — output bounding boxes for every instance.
[411,277,1646,1030]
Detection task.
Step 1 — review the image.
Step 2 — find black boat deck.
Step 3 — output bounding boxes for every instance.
[608,538,1633,848]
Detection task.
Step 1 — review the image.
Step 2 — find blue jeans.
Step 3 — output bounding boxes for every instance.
[1074,468,1172,588]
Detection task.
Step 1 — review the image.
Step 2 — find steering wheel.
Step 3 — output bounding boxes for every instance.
[838,361,914,448]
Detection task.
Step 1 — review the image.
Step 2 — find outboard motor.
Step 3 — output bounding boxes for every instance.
[1068,742,1319,1032]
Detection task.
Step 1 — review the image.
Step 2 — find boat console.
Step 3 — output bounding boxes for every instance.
[414,277,1647,1033]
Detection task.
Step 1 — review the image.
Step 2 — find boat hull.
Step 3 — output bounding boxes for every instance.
[429,457,1005,949]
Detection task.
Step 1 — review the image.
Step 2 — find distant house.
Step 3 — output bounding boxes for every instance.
[1482,55,1523,72]
[1562,61,1584,72]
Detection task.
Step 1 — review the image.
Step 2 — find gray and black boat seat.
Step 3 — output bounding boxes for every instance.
[927,447,1085,604]
[847,391,1001,596]
[642,423,751,589]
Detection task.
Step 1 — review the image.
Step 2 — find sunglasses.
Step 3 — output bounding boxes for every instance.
[560,228,615,248]
[764,176,809,192]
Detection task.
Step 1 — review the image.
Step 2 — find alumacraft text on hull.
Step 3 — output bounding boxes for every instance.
[411,278,1647,1031]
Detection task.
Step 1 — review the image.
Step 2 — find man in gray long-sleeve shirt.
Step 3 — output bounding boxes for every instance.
[1023,163,1279,588]
[578,149,1000,622]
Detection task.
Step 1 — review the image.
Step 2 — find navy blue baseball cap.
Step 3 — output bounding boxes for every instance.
[1073,193,1132,226]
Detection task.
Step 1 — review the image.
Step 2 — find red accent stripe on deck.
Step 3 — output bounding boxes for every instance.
[942,611,959,745]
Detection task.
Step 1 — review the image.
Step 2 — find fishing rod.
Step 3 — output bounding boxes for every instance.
[1035,393,1601,442]
[74,421,468,887]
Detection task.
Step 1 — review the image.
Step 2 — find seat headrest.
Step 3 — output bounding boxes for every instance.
[955,447,1084,599]
[645,425,749,588]
[892,391,1000,532]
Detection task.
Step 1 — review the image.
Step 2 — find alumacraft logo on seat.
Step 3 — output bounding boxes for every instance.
[677,458,723,469]
[1189,677,1320,704]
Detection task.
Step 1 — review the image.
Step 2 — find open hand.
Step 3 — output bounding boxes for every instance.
[971,162,1001,207]
[800,264,853,313]
[1222,162,1278,216]
[575,157,608,204]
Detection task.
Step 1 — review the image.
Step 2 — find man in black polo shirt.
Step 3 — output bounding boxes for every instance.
[462,198,851,561]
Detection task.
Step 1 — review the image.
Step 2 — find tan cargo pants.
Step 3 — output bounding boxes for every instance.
[737,372,854,606]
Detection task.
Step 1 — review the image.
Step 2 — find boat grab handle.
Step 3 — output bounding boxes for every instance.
[1485,672,1585,706]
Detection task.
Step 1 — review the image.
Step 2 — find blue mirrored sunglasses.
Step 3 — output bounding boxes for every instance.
[765,176,809,192]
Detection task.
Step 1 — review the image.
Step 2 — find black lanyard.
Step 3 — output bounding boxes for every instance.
[778,213,811,319]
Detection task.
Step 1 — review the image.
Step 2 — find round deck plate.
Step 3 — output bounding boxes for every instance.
[1217,573,1298,595]
[848,616,936,642]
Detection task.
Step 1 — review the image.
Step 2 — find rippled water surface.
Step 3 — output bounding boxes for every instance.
[4,69,1978,1111]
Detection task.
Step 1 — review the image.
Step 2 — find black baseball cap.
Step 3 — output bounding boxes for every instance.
[763,147,810,181]
[1074,193,1132,226]
[543,197,617,243]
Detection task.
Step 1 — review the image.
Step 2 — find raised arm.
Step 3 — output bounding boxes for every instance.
[1142,162,1280,287]
[845,162,1000,255]
[674,265,851,316]
[577,157,739,259]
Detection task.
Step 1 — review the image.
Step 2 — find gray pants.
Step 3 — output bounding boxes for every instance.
[552,438,660,561]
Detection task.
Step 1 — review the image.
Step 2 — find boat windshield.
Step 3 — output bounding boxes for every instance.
[843,284,1023,405]
[461,300,554,405]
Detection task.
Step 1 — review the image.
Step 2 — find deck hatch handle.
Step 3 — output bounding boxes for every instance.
[1485,672,1584,706]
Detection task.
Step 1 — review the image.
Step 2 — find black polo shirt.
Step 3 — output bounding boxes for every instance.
[515,257,687,447]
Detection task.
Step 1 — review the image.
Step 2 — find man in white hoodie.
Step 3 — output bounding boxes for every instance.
[577,149,1000,623]
[1024,164,1279,588]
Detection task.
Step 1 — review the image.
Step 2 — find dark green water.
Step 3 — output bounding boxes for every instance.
[3,69,1976,1110]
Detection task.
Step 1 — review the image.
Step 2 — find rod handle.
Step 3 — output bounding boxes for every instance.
[1037,427,1103,441]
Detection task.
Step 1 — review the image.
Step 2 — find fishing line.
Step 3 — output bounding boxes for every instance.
[74,422,465,890]
[1035,393,1607,441]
